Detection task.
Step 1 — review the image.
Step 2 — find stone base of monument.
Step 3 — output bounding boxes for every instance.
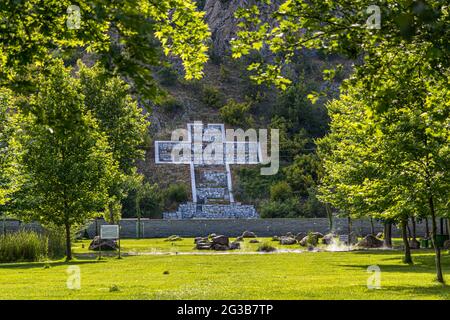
[163,202,259,219]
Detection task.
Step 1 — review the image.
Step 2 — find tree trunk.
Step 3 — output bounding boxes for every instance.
[383,222,392,248]
[406,222,412,241]
[425,218,429,238]
[401,218,413,264]
[370,217,375,235]
[65,222,72,261]
[347,216,352,236]
[411,216,417,241]
[429,196,444,283]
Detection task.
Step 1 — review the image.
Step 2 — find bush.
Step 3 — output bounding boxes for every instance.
[0,231,48,263]
[201,85,224,108]
[163,184,189,210]
[270,181,292,202]
[260,198,301,218]
[157,66,178,86]
[158,96,183,114]
[257,242,277,252]
[46,226,66,259]
[219,99,254,126]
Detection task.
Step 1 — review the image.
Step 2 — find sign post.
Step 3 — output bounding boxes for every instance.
[100,224,121,259]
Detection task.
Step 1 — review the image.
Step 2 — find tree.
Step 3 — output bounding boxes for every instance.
[0,0,210,97]
[231,0,449,88]
[78,61,149,222]
[0,88,23,207]
[19,60,119,260]
[317,48,449,280]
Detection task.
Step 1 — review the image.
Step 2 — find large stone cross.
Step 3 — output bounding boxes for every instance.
[155,122,260,204]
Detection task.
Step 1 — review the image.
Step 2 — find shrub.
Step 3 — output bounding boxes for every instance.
[163,183,189,210]
[270,181,292,202]
[201,85,224,108]
[219,64,231,82]
[257,242,277,252]
[157,66,178,86]
[158,95,183,114]
[260,198,301,218]
[219,99,253,126]
[0,231,48,263]
[46,226,67,259]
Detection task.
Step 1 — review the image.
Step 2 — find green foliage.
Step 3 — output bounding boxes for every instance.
[0,89,23,207]
[45,226,67,259]
[316,47,449,280]
[18,60,119,259]
[0,231,47,263]
[257,242,276,252]
[201,85,224,108]
[0,0,211,97]
[219,99,253,127]
[260,198,301,218]
[231,0,449,89]
[163,184,189,210]
[274,83,329,138]
[269,181,292,202]
[219,64,232,83]
[158,95,183,114]
[284,154,322,197]
[234,167,280,203]
[78,61,149,223]
[157,65,179,86]
[78,61,148,174]
[122,181,163,219]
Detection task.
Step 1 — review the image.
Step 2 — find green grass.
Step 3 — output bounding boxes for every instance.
[0,238,449,300]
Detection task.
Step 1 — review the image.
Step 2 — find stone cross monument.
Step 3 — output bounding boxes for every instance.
[155,122,260,219]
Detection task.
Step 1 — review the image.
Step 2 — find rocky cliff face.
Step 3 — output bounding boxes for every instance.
[204,0,244,56]
[204,0,278,57]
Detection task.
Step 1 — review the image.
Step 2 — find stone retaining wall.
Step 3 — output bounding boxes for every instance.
[0,218,430,239]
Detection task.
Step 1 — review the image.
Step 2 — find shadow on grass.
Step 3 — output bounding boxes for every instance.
[0,258,105,269]
[339,252,450,275]
[379,284,450,299]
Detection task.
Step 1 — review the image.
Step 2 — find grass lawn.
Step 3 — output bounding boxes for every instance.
[0,238,449,300]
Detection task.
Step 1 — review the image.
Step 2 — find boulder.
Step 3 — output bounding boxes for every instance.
[271,236,280,241]
[165,235,182,242]
[376,232,384,239]
[295,233,306,241]
[299,236,308,247]
[89,236,117,251]
[242,230,257,238]
[443,240,450,250]
[196,242,212,250]
[285,232,294,238]
[322,233,335,245]
[212,235,229,246]
[208,233,217,238]
[310,232,324,238]
[356,234,384,248]
[235,236,244,242]
[409,239,420,249]
[279,236,297,245]
[211,243,229,251]
[229,241,241,250]
[249,239,259,244]
[300,234,319,246]
[194,237,208,244]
